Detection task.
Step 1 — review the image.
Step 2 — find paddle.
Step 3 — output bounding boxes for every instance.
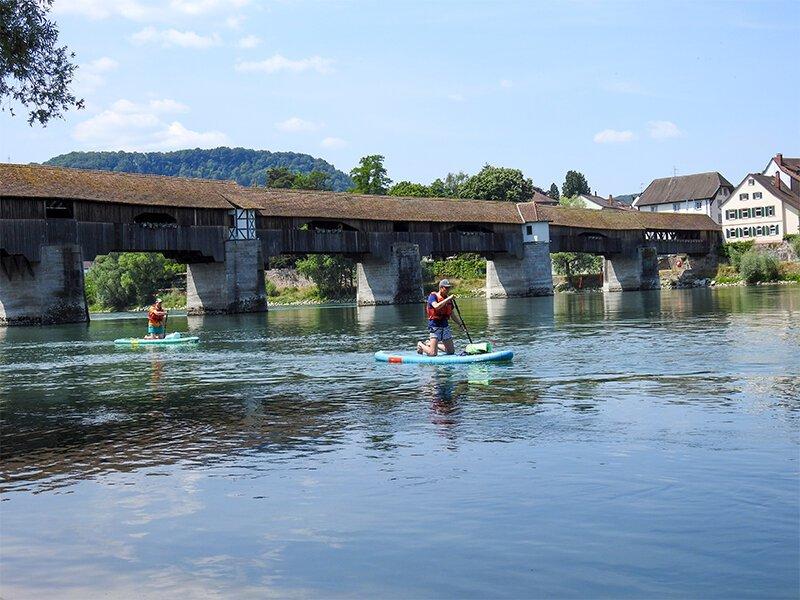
[451,297,473,345]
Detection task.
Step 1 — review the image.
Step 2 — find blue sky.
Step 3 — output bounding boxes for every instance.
[1,0,798,194]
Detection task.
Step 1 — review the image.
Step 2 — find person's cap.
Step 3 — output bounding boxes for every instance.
[438,279,452,288]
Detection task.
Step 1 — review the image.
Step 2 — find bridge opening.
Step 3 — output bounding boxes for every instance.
[393,222,410,233]
[446,224,492,234]
[134,212,178,227]
[45,199,74,219]
[302,220,358,232]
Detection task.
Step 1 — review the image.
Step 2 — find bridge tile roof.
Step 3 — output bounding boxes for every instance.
[0,163,239,209]
[533,204,721,231]
[230,187,523,223]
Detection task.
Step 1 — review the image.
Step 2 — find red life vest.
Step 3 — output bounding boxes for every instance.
[426,291,453,320]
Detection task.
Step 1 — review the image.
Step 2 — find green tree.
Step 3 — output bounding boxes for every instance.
[266,166,296,188]
[293,170,330,190]
[295,255,355,298]
[1,0,83,125]
[562,170,590,198]
[548,183,560,200]
[350,155,391,194]
[550,195,602,286]
[458,165,534,202]
[85,253,184,310]
[739,250,779,284]
[389,181,431,197]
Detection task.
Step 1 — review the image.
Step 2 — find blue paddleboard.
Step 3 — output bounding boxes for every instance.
[374,350,513,364]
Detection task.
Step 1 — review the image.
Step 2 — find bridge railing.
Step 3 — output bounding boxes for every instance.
[653,239,711,256]
[549,234,622,255]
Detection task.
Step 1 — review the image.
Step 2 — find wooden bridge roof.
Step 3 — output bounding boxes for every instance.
[0,163,720,231]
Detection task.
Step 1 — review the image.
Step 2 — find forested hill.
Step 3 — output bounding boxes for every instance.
[44,147,353,191]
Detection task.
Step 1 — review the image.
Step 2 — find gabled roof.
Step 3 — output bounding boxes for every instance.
[635,172,733,207]
[529,204,720,231]
[579,193,634,210]
[531,190,558,205]
[0,163,240,209]
[727,173,800,211]
[765,155,800,182]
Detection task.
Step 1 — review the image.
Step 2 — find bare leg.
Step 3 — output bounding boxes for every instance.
[420,336,439,356]
[442,338,456,355]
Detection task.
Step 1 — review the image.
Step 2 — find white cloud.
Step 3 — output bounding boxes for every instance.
[226,15,244,28]
[54,0,248,20]
[73,98,228,151]
[447,93,465,102]
[237,34,261,49]
[500,79,513,88]
[275,117,321,133]
[320,137,347,149]
[76,57,119,93]
[648,120,684,140]
[235,54,334,75]
[130,27,221,48]
[593,129,636,144]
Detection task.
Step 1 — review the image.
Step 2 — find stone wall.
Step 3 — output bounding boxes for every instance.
[356,243,424,306]
[485,242,554,298]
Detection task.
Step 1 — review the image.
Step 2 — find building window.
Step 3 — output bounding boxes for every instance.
[748,178,755,186]
[672,203,681,211]
[727,228,737,238]
[766,206,775,217]
[739,193,749,200]
[725,209,735,220]
[650,206,656,212]
[769,224,779,235]
[694,201,702,209]
[753,192,762,199]
[754,207,763,218]
[738,208,749,219]
[526,225,533,236]
[755,226,764,236]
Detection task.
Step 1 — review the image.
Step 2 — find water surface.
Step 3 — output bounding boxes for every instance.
[1,287,798,598]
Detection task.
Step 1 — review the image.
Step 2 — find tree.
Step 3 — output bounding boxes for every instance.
[293,170,330,191]
[85,253,184,310]
[389,181,431,197]
[295,254,355,298]
[266,166,295,188]
[350,155,391,195]
[548,183,560,200]
[1,0,83,125]
[562,170,590,198]
[459,165,534,202]
[430,172,468,198]
[550,195,602,286]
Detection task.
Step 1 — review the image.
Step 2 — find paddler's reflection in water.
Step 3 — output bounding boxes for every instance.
[149,354,165,401]
[425,368,461,449]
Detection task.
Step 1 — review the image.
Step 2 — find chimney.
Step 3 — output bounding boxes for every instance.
[776,153,783,165]
[608,194,613,201]
[774,171,781,191]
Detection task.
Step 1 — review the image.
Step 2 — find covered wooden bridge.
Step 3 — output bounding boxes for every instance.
[0,163,721,325]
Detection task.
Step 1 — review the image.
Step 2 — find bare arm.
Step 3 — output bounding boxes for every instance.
[430,295,454,309]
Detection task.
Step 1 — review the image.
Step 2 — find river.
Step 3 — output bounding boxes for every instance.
[1,286,798,598]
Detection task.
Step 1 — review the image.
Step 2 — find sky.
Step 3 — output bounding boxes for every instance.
[1,0,798,195]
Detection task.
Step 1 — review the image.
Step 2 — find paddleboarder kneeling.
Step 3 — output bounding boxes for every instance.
[145,298,167,339]
[417,279,463,356]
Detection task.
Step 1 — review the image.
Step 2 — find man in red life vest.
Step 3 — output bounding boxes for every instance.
[144,298,167,339]
[417,279,464,356]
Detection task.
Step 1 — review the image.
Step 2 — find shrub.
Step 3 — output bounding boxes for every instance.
[265,280,279,297]
[424,253,486,281]
[739,250,779,284]
[721,241,755,270]
[295,254,355,299]
[785,234,800,259]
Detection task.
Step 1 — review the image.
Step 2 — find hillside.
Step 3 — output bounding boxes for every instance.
[44,147,353,191]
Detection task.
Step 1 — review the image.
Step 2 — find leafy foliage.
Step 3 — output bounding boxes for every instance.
[266,167,331,191]
[785,233,800,259]
[389,181,432,197]
[295,255,355,298]
[739,250,779,284]
[350,155,391,195]
[430,172,468,198]
[562,170,590,198]
[85,253,184,311]
[458,164,534,202]
[45,148,353,191]
[0,0,83,125]
[720,240,755,270]
[548,183,560,200]
[423,254,486,281]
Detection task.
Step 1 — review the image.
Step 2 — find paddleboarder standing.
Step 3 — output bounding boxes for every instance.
[145,298,167,339]
[417,279,464,356]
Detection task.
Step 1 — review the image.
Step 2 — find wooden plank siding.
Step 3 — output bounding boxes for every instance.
[1,197,45,219]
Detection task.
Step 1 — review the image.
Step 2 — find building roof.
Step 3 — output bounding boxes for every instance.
[635,172,733,207]
[0,162,240,209]
[230,187,523,223]
[767,154,800,183]
[531,190,558,205]
[534,204,720,231]
[579,193,634,210]
[749,173,800,210]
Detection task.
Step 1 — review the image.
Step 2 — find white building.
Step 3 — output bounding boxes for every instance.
[577,193,633,211]
[720,155,800,243]
[632,172,733,224]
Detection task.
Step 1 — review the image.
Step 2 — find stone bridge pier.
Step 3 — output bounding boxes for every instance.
[186,239,268,315]
[602,246,660,292]
[0,244,89,326]
[486,227,554,298]
[356,242,424,306]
